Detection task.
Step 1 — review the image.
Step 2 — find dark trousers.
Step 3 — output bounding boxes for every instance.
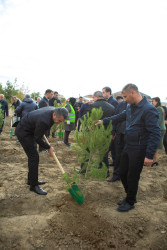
[113,134,125,178]
[64,130,71,143]
[119,148,146,205]
[163,131,167,154]
[17,135,39,186]
[109,139,116,165]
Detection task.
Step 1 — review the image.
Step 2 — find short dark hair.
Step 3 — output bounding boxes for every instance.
[93,91,104,97]
[54,91,58,94]
[25,94,30,98]
[116,96,123,101]
[54,107,69,120]
[45,89,53,94]
[122,83,139,93]
[103,87,112,94]
[79,96,83,99]
[152,97,161,107]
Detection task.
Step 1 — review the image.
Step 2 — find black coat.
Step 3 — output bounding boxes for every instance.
[0,100,8,117]
[107,96,118,109]
[39,96,49,108]
[15,98,37,117]
[49,97,61,106]
[89,98,115,128]
[111,101,127,135]
[12,99,21,109]
[15,107,56,149]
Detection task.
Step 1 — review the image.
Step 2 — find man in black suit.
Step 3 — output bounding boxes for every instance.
[15,107,68,195]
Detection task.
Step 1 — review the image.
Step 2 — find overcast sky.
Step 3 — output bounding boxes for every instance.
[0,0,167,100]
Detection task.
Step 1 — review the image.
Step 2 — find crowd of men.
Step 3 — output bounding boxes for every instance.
[0,84,167,212]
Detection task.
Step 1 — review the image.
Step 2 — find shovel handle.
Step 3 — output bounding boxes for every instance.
[43,135,65,174]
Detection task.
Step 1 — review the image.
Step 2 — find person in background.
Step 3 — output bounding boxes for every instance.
[78,99,93,119]
[108,99,128,182]
[162,106,167,154]
[97,84,160,212]
[15,107,68,195]
[10,96,21,109]
[36,97,41,108]
[39,89,53,109]
[75,96,84,131]
[49,91,61,106]
[0,94,8,135]
[102,87,119,167]
[15,94,38,118]
[151,97,166,166]
[116,96,124,103]
[39,89,53,152]
[64,97,76,146]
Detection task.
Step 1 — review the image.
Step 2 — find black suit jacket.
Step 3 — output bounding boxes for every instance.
[39,96,49,108]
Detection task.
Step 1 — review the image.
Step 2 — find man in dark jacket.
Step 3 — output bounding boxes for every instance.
[39,89,53,149]
[10,96,21,109]
[108,100,127,182]
[102,87,119,166]
[15,94,37,118]
[49,91,61,106]
[15,107,68,195]
[0,94,8,134]
[39,89,53,108]
[97,84,161,212]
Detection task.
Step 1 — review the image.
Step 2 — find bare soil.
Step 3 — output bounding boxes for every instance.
[0,117,167,250]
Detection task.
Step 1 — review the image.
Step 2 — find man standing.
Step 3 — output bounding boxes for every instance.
[97,84,160,212]
[15,107,68,195]
[39,89,53,108]
[102,87,118,167]
[49,91,61,106]
[10,96,21,109]
[0,94,8,135]
[39,89,53,150]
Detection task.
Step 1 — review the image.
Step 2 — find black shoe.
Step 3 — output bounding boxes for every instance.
[117,201,134,212]
[30,185,47,195]
[52,132,56,138]
[151,162,159,167]
[27,180,46,185]
[107,176,120,182]
[117,198,137,206]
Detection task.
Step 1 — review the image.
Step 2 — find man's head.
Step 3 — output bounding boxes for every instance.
[79,96,83,102]
[12,96,17,103]
[45,89,53,100]
[116,96,124,103]
[54,91,58,99]
[122,84,141,105]
[93,91,104,102]
[37,97,41,103]
[0,94,4,100]
[25,94,30,99]
[52,107,69,124]
[102,87,112,100]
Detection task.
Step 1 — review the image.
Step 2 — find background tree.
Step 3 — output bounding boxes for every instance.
[30,92,41,100]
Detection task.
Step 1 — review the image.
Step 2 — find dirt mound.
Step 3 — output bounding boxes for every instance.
[0,117,167,249]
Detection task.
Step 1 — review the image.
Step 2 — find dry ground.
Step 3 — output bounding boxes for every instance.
[0,117,167,250]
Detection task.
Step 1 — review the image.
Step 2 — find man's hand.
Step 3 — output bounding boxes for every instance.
[48,146,54,156]
[144,157,153,166]
[111,135,116,140]
[96,120,102,126]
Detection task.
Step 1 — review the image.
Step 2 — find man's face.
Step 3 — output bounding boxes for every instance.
[102,89,109,99]
[54,93,58,99]
[48,91,54,99]
[13,97,17,103]
[79,97,83,102]
[122,90,134,104]
[93,96,98,102]
[0,94,3,100]
[53,113,65,124]
[37,97,41,103]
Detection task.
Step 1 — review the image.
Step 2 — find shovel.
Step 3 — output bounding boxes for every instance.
[10,116,13,138]
[43,135,84,204]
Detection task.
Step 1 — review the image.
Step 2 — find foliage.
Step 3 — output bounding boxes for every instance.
[62,169,79,189]
[63,107,112,189]
[4,79,19,103]
[30,92,41,100]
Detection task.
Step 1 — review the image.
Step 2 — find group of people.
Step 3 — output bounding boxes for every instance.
[0,83,167,212]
